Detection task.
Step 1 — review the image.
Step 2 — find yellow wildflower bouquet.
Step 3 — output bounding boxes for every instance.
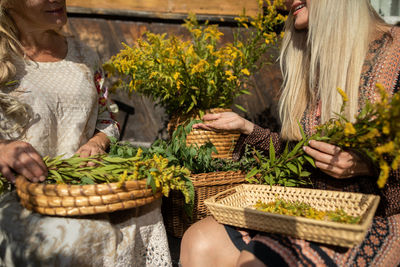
[104,0,286,117]
[315,84,400,188]
[246,84,400,189]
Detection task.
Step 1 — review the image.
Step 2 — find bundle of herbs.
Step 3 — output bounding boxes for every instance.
[254,199,361,224]
[103,0,287,118]
[247,84,400,189]
[109,120,257,175]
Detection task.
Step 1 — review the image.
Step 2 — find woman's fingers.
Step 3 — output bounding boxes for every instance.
[0,142,47,182]
[303,145,337,165]
[202,113,222,121]
[313,160,349,178]
[0,164,15,183]
[194,112,254,134]
[304,140,372,178]
[27,146,48,176]
[77,148,91,158]
[12,153,44,182]
[308,140,341,155]
[192,123,215,131]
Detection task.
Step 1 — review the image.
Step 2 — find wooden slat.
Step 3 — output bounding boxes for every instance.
[67,0,259,19]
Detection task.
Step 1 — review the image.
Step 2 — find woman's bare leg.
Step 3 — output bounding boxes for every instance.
[237,250,266,267]
[180,216,240,267]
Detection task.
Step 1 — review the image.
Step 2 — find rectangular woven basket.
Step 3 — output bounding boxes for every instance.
[204,184,380,248]
[162,171,245,238]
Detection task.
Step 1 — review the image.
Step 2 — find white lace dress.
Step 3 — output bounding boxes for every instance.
[0,38,172,267]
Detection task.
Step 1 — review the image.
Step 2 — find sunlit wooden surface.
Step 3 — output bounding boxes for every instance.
[67,0,259,19]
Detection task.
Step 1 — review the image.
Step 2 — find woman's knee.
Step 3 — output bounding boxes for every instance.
[237,250,266,267]
[180,216,239,266]
[181,217,220,256]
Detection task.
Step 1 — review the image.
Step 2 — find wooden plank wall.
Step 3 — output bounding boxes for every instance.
[64,13,282,143]
[67,0,259,19]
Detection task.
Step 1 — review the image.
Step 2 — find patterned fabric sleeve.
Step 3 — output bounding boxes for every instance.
[94,69,120,140]
[232,124,283,160]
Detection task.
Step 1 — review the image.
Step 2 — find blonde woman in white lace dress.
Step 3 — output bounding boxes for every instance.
[0,1,172,266]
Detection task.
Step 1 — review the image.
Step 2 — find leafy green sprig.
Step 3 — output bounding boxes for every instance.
[313,85,400,188]
[254,199,361,224]
[246,126,315,187]
[109,120,257,175]
[246,84,400,189]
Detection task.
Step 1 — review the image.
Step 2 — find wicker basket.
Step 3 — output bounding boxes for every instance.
[15,176,162,216]
[162,171,246,238]
[204,184,380,248]
[167,108,240,159]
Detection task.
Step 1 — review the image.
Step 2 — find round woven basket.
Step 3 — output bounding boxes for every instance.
[15,176,162,216]
[162,170,246,237]
[167,108,240,159]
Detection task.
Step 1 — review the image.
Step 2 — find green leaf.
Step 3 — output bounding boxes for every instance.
[246,167,259,179]
[146,173,157,194]
[81,176,95,185]
[300,171,312,177]
[304,155,316,168]
[199,110,205,119]
[187,102,195,113]
[269,138,275,162]
[191,95,197,105]
[234,104,247,113]
[240,90,251,95]
[286,163,297,174]
[49,170,64,183]
[284,180,297,187]
[298,121,306,140]
[287,139,305,158]
[282,142,289,156]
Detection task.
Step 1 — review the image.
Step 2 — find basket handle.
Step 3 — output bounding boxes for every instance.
[207,186,238,203]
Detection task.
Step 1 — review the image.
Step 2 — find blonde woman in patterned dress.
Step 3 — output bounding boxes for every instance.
[0,0,172,266]
[180,0,400,266]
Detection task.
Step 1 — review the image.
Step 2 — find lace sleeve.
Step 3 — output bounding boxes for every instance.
[94,69,120,139]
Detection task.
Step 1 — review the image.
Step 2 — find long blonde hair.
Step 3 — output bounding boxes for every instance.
[278,0,386,140]
[0,0,30,136]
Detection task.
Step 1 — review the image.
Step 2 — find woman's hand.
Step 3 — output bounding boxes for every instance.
[192,112,255,135]
[0,141,47,183]
[303,140,373,178]
[76,131,110,158]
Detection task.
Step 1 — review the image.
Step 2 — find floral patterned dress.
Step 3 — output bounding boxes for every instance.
[228,27,400,267]
[0,38,172,267]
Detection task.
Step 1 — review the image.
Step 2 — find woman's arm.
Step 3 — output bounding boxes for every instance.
[193,112,254,135]
[76,69,119,157]
[193,112,283,160]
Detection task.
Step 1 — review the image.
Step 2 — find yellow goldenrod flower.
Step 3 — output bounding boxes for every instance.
[377,160,390,188]
[241,68,250,76]
[382,121,390,135]
[344,122,356,136]
[357,128,380,143]
[117,170,128,188]
[337,88,348,102]
[391,155,400,170]
[192,29,202,38]
[375,141,395,155]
